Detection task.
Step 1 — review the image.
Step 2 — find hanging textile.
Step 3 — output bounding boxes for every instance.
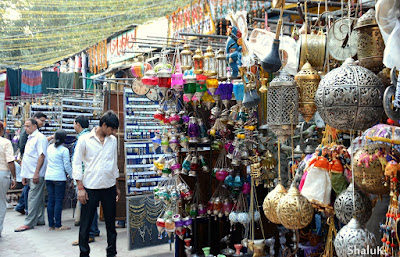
[21,70,42,97]
[41,71,59,94]
[82,52,88,88]
[86,72,94,90]
[74,72,83,90]
[4,79,11,102]
[6,68,21,97]
[58,72,75,89]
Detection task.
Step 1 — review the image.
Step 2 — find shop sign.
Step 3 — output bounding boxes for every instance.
[167,0,215,40]
[108,28,137,64]
[208,0,270,21]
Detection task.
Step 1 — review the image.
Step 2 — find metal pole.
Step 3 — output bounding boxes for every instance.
[179,32,228,40]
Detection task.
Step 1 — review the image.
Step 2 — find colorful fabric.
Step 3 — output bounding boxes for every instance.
[58,72,74,89]
[86,73,94,90]
[6,68,21,97]
[41,71,59,95]
[21,70,42,97]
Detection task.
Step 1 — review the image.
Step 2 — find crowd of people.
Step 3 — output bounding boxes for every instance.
[0,110,121,257]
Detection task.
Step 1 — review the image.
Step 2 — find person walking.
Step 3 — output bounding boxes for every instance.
[45,129,72,231]
[14,118,48,232]
[71,115,100,246]
[15,112,51,215]
[73,111,120,257]
[0,121,16,237]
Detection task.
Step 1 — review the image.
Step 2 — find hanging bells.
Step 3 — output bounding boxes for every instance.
[334,218,377,257]
[276,186,314,230]
[262,184,287,224]
[315,58,385,131]
[334,183,372,225]
[267,69,299,142]
[295,61,321,122]
[354,9,385,73]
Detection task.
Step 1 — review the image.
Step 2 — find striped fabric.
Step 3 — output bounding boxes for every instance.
[21,70,42,97]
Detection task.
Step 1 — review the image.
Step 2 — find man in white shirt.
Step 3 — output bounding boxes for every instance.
[14,118,48,232]
[73,111,120,257]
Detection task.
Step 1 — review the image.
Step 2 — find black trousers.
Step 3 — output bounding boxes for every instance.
[79,185,117,257]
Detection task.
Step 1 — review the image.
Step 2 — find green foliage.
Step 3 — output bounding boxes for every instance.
[0,0,191,69]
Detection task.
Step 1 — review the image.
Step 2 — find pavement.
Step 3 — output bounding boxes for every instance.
[0,208,174,257]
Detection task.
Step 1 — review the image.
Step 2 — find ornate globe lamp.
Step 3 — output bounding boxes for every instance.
[216,49,227,81]
[334,183,372,225]
[267,69,299,143]
[277,186,314,230]
[181,43,193,71]
[295,61,320,122]
[315,58,384,131]
[354,9,385,73]
[334,218,377,257]
[203,45,217,77]
[262,184,287,224]
[193,48,204,75]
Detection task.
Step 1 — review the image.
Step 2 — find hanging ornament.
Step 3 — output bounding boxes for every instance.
[334,218,377,257]
[315,58,384,131]
[277,186,314,229]
[188,117,200,143]
[181,43,193,71]
[334,183,372,225]
[267,69,299,142]
[183,74,197,103]
[262,184,287,224]
[294,61,321,122]
[354,9,385,73]
[233,82,245,105]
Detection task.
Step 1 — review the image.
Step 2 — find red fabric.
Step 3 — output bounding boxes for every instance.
[4,78,11,103]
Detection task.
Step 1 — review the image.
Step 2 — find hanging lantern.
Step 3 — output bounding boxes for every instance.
[216,49,227,81]
[334,183,372,225]
[262,184,287,224]
[202,91,215,110]
[206,78,219,99]
[157,69,172,96]
[295,61,321,122]
[354,9,385,73]
[267,69,299,143]
[298,30,326,72]
[193,48,204,75]
[233,82,245,105]
[334,218,377,257]
[315,58,384,131]
[183,75,197,102]
[352,143,391,195]
[195,74,208,100]
[181,43,193,71]
[203,45,217,77]
[276,186,314,230]
[218,81,233,108]
[188,117,200,143]
[142,70,159,88]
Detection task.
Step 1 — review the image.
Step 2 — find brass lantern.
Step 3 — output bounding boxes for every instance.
[181,43,193,71]
[354,9,385,73]
[267,69,299,143]
[277,186,314,230]
[216,49,227,81]
[295,61,321,122]
[203,45,217,77]
[193,48,204,75]
[262,184,287,224]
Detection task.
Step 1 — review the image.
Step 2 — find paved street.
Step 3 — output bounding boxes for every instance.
[0,208,174,257]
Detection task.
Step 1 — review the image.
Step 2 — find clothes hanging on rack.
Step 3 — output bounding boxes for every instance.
[6,68,21,97]
[21,70,42,97]
[41,71,59,95]
[73,72,83,90]
[58,72,75,89]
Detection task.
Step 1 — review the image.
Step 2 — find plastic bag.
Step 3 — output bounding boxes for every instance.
[376,0,400,44]
[383,19,400,68]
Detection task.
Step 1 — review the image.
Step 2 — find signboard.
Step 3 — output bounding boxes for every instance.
[167,0,215,40]
[108,28,137,64]
[208,0,270,21]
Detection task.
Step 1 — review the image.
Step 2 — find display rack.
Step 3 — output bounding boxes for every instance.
[30,103,62,136]
[61,97,103,135]
[5,105,25,135]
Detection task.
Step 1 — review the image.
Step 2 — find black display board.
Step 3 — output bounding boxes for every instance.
[127,195,173,250]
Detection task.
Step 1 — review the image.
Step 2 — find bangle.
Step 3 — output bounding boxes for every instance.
[78,185,84,190]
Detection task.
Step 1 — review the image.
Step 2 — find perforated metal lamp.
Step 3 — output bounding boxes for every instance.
[216,49,227,81]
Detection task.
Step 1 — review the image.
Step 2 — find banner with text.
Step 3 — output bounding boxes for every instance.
[108,28,137,64]
[167,0,215,40]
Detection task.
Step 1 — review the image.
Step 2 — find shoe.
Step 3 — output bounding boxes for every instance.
[36,223,45,226]
[56,226,71,231]
[71,237,95,246]
[74,221,80,226]
[15,209,25,215]
[49,227,55,231]
[14,225,33,232]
